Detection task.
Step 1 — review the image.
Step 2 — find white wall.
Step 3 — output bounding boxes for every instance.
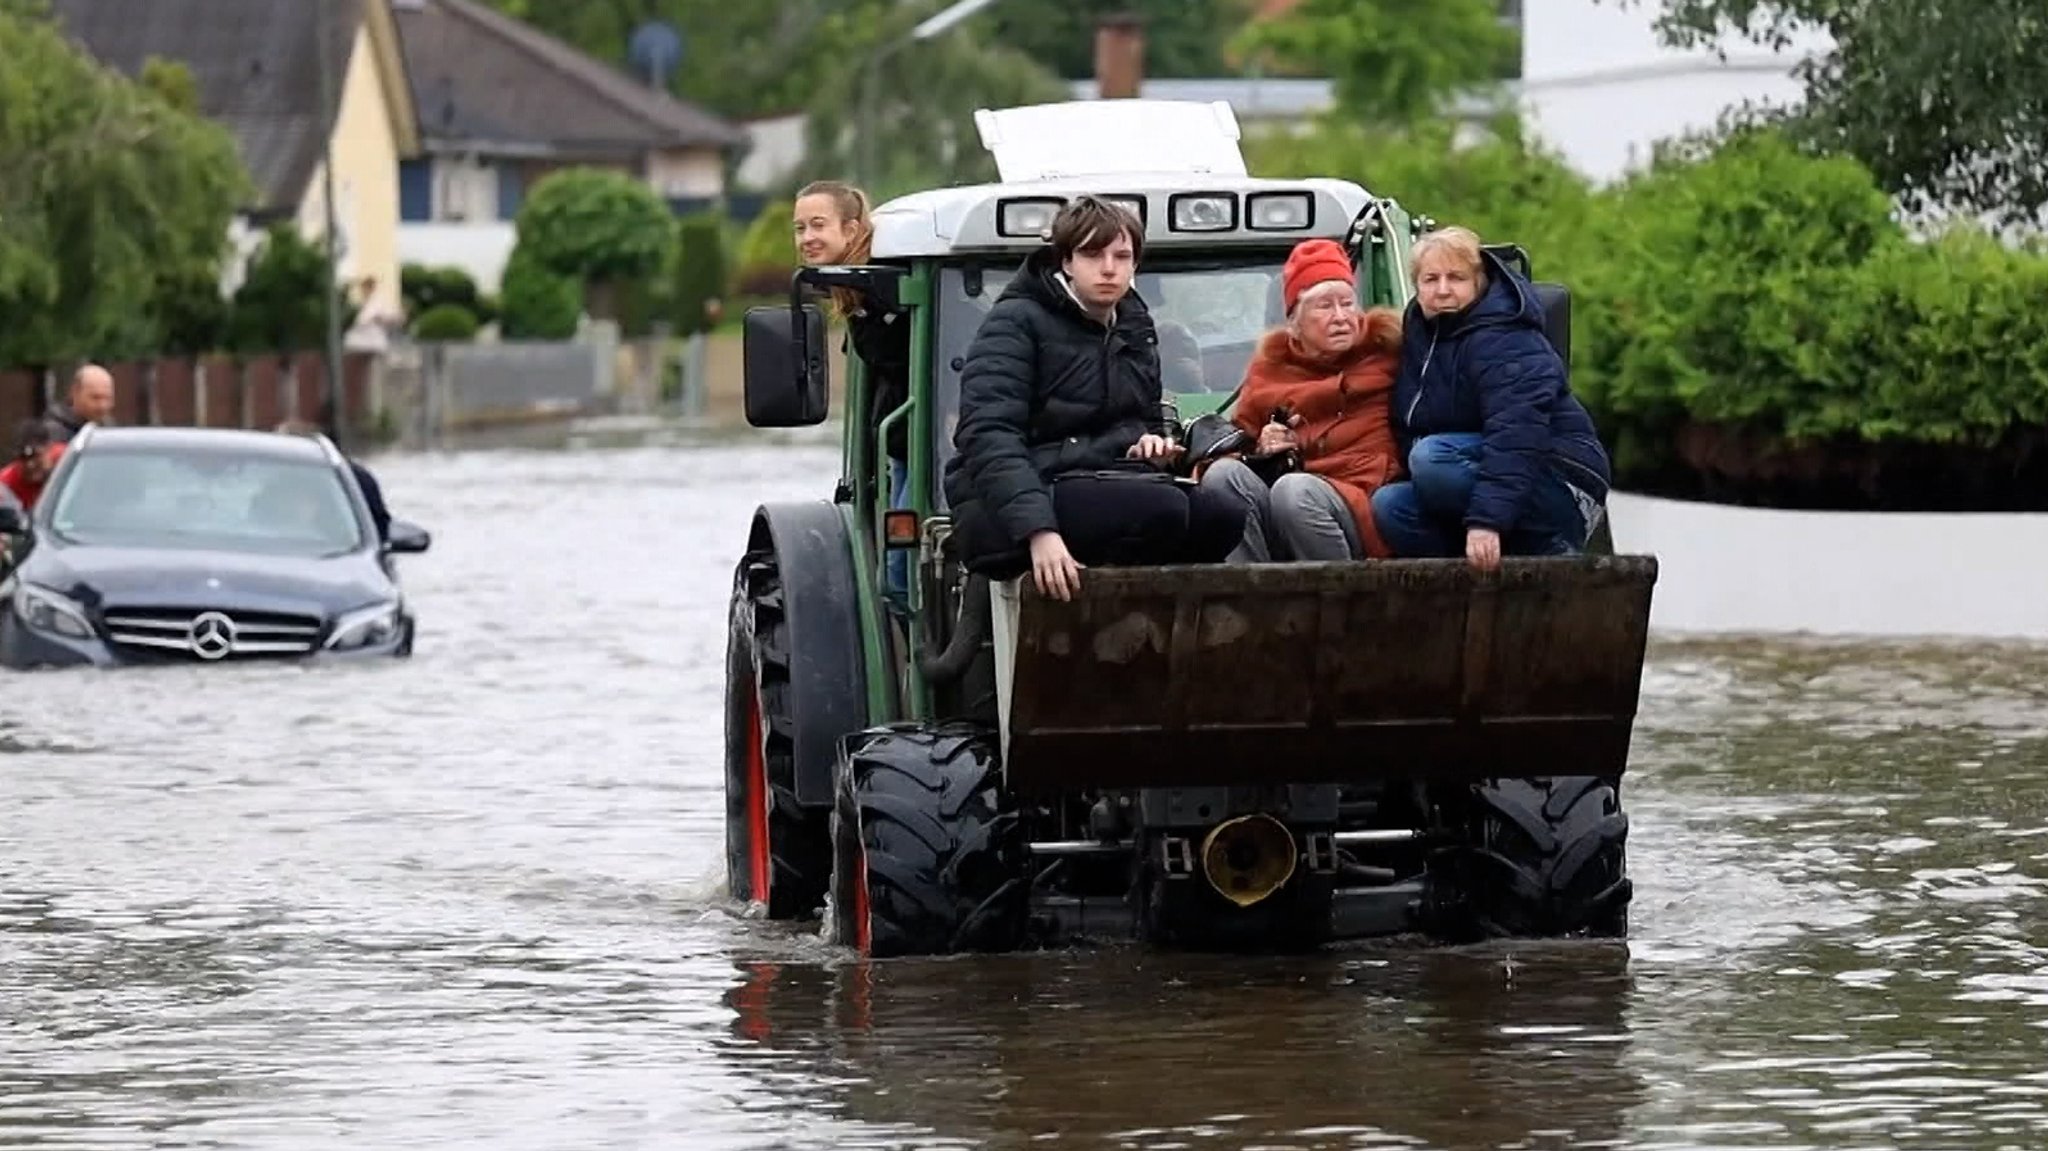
[398,221,517,292]
[646,147,725,199]
[1521,0,1832,183]
[1608,492,2048,641]
[733,113,806,193]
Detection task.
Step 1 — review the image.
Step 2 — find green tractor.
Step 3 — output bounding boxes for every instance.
[725,100,1657,956]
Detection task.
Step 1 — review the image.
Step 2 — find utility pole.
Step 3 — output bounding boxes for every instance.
[316,0,345,445]
[857,0,1007,189]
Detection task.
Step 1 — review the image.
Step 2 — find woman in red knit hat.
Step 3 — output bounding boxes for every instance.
[1196,238,1405,561]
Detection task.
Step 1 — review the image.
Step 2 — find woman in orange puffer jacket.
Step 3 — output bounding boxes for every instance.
[1197,238,1405,561]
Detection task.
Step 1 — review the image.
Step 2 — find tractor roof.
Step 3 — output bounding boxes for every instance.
[870,99,1382,261]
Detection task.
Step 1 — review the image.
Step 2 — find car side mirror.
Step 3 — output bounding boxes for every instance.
[385,519,431,554]
[0,504,28,535]
[743,302,830,427]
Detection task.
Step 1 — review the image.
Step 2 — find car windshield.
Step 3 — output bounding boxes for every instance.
[45,448,364,556]
[930,254,1291,502]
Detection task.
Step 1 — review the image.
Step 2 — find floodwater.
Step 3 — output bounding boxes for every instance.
[6,427,2048,1150]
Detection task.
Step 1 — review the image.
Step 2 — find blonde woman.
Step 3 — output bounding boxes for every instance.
[1370,226,1612,570]
[793,181,913,601]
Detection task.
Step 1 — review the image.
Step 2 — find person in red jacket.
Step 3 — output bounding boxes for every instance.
[1196,239,1405,561]
[0,419,64,512]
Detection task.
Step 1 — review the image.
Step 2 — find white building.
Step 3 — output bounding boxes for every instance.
[1518,0,1831,183]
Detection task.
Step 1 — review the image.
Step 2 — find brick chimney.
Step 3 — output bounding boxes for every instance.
[1094,14,1145,100]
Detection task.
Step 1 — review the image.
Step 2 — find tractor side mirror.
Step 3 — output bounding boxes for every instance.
[743,302,830,428]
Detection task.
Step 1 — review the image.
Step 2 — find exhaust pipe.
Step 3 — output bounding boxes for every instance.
[1199,814,1298,908]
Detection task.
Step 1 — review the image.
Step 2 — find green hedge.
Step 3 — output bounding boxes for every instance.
[1250,119,2048,509]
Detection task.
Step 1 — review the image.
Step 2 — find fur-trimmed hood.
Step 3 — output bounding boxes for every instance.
[1249,307,1404,383]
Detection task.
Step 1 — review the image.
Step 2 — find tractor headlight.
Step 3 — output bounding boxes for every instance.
[997,198,1064,239]
[1103,195,1148,228]
[1246,192,1314,231]
[1169,193,1237,232]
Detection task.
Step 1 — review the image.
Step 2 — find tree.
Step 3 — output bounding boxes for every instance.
[225,224,356,353]
[512,168,677,320]
[479,0,843,119]
[497,243,583,340]
[139,56,198,112]
[1621,0,2048,226]
[1229,0,1518,124]
[1246,112,1600,265]
[671,213,728,336]
[797,4,1069,195]
[984,0,1252,80]
[0,5,247,367]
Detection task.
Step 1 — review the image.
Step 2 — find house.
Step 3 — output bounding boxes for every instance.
[390,0,748,292]
[1519,0,1829,182]
[48,0,422,318]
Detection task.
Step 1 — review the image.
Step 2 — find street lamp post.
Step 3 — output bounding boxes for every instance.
[315,0,344,445]
[856,0,1006,189]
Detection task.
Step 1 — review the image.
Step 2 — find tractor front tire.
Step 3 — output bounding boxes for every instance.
[829,724,1031,958]
[1424,776,1631,942]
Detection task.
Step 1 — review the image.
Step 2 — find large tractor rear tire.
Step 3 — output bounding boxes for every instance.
[829,724,1032,958]
[1424,776,1631,941]
[725,548,831,919]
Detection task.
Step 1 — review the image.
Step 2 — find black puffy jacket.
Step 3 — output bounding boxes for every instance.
[942,246,1167,552]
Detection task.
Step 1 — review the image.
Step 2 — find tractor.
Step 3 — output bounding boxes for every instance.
[725,100,1658,957]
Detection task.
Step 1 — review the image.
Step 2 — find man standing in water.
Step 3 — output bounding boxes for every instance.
[274,419,393,543]
[46,363,116,442]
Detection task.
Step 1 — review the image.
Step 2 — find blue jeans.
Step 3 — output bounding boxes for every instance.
[1369,433,1594,559]
[885,459,910,608]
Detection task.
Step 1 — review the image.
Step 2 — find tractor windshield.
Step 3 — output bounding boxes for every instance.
[931,253,1293,500]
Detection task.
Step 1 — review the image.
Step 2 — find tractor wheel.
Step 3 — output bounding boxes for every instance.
[724,547,830,919]
[1423,776,1631,942]
[828,724,1031,958]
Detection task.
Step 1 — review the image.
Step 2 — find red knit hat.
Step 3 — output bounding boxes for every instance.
[1281,239,1355,314]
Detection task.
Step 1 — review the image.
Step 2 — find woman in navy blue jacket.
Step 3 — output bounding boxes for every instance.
[1369,226,1612,570]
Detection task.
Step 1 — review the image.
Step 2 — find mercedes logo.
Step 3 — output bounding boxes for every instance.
[187,611,236,661]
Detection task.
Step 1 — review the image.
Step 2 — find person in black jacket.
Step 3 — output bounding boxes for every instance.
[46,363,116,442]
[274,420,392,543]
[794,181,915,602]
[1370,226,1612,571]
[943,196,1244,601]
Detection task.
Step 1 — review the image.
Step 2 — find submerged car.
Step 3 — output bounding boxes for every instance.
[0,425,430,670]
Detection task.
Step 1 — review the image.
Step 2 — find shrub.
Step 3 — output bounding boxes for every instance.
[497,244,581,340]
[1255,118,2048,508]
[410,303,480,342]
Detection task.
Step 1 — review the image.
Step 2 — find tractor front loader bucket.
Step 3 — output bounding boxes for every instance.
[990,556,1659,793]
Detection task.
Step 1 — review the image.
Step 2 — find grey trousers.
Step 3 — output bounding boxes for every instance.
[1198,457,1362,563]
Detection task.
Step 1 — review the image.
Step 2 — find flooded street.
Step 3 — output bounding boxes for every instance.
[6,430,2048,1150]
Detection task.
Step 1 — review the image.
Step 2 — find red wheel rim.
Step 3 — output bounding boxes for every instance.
[744,679,770,905]
[853,844,873,956]
[732,962,779,1042]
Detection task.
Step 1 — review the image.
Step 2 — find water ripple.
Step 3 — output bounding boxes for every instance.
[4,434,2048,1148]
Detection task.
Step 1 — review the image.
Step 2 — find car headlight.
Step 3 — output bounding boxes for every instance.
[325,601,402,650]
[14,583,93,640]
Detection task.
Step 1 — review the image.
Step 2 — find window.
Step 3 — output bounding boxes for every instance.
[46,450,365,557]
[930,254,1292,499]
[399,158,433,222]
